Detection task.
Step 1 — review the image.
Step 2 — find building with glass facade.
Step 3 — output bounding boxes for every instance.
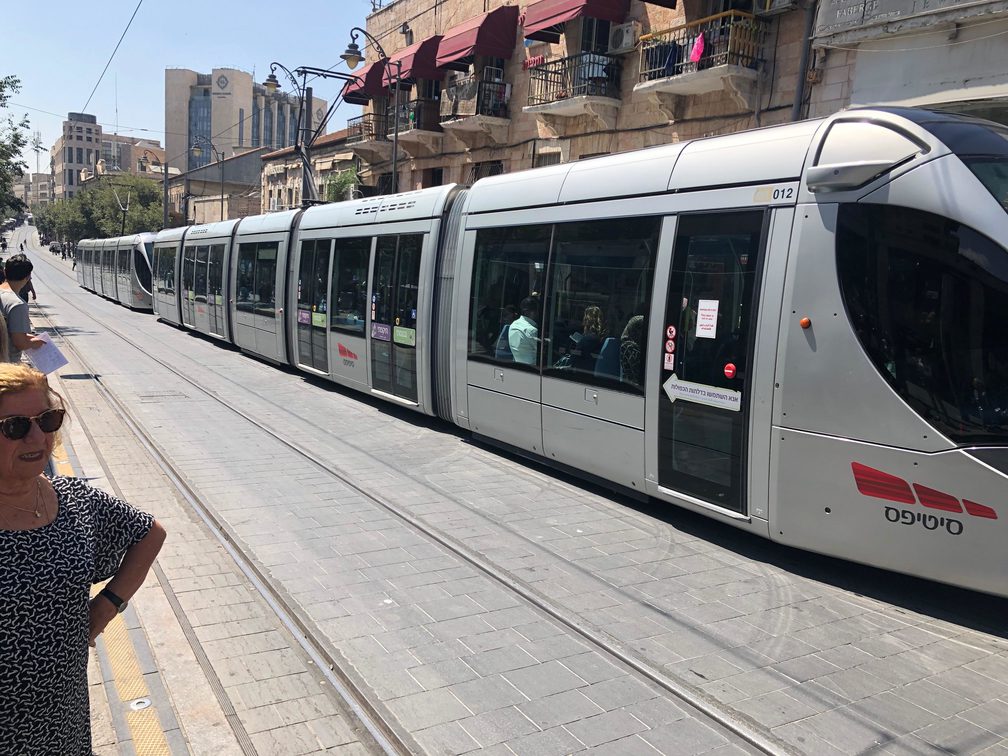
[165,67,328,174]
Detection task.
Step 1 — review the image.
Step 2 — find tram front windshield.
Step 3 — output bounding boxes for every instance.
[920,118,1008,212]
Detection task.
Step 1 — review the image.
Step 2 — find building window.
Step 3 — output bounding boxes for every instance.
[534,151,562,168]
[467,160,505,182]
[86,128,92,134]
[290,111,298,146]
[238,108,245,147]
[252,101,260,147]
[76,147,83,164]
[188,94,212,170]
[86,149,92,165]
[65,146,73,163]
[67,169,74,186]
[277,106,287,148]
[264,106,274,149]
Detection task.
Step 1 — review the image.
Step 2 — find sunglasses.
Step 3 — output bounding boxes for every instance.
[0,408,66,441]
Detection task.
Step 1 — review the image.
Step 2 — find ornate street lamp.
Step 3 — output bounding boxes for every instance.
[262,62,361,206]
[342,27,403,194]
[190,136,224,222]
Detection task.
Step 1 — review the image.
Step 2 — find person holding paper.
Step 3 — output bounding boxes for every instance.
[0,255,45,364]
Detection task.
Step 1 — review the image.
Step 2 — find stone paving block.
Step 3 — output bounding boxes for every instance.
[518,633,590,663]
[409,658,479,690]
[772,721,850,756]
[504,659,588,699]
[230,672,318,710]
[815,666,895,701]
[385,687,471,732]
[914,716,1002,754]
[249,721,322,755]
[450,675,528,715]
[517,688,605,729]
[458,706,540,748]
[304,715,358,749]
[847,690,941,735]
[929,665,1008,704]
[464,644,540,676]
[959,699,1008,738]
[507,725,586,756]
[792,706,898,753]
[564,708,649,748]
[625,696,690,729]
[272,694,340,726]
[412,721,481,754]
[732,688,821,729]
[581,675,659,711]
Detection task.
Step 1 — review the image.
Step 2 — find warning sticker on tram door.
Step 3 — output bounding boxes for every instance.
[665,339,676,353]
[724,363,736,379]
[666,325,676,339]
[664,352,676,371]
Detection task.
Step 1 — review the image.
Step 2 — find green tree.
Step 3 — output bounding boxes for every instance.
[0,75,30,218]
[33,174,165,243]
[321,168,360,203]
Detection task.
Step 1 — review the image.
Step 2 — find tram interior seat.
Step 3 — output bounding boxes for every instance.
[494,324,514,361]
[594,337,621,379]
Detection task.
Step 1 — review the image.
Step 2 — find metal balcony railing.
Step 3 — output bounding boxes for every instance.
[391,98,441,134]
[527,52,622,106]
[346,113,390,144]
[639,11,765,82]
[440,77,510,121]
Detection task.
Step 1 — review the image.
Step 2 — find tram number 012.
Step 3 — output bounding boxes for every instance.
[773,186,795,201]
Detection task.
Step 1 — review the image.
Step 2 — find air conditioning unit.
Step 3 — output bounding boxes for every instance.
[754,0,798,16]
[607,21,641,55]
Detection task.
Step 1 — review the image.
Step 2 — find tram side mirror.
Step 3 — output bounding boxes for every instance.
[806,160,896,192]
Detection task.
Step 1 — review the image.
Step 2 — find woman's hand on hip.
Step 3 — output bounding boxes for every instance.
[88,595,118,647]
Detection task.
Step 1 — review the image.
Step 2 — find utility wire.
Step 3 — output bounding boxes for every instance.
[81,0,145,112]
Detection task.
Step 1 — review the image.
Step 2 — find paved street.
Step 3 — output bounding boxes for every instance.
[13,227,1008,755]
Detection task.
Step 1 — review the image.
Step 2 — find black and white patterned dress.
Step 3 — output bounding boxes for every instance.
[0,476,154,755]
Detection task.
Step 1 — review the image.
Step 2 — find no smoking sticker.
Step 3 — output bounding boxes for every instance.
[665,339,676,353]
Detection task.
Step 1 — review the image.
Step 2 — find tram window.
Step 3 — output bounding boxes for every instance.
[395,235,422,344]
[155,246,175,295]
[236,244,256,312]
[544,217,660,392]
[118,247,129,274]
[208,245,225,302]
[297,240,329,316]
[331,237,369,334]
[254,242,278,318]
[182,245,197,297]
[194,246,209,303]
[468,225,551,367]
[136,243,152,292]
[837,204,1008,443]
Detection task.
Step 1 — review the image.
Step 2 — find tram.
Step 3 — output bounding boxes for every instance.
[80,108,1008,596]
[76,233,154,310]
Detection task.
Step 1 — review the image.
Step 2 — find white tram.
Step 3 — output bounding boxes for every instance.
[93,108,1008,595]
[76,233,154,310]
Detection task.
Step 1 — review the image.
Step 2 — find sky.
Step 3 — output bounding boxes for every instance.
[5,0,377,173]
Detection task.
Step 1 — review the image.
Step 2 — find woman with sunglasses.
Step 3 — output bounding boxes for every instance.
[0,364,166,755]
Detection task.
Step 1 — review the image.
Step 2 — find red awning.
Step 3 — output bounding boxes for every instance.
[436,6,521,68]
[523,0,630,42]
[343,59,388,105]
[383,36,444,87]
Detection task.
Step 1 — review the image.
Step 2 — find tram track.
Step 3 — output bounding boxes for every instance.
[33,249,792,754]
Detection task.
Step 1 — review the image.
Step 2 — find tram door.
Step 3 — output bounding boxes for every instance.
[657,211,766,515]
[181,244,197,327]
[370,234,422,401]
[193,246,210,332]
[296,239,331,372]
[207,244,226,338]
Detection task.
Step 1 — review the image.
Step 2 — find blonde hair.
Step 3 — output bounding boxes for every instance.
[0,363,65,413]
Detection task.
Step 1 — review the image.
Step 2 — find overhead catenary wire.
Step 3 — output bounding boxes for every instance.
[80,0,145,113]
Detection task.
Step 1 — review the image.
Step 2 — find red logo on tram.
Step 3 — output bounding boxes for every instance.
[337,343,359,361]
[851,462,997,519]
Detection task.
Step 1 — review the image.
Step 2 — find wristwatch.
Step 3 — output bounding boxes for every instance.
[98,587,128,613]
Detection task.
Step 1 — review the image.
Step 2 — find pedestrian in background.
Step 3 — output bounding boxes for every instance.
[0,255,44,362]
[0,364,166,755]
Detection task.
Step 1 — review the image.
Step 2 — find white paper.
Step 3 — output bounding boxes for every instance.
[663,373,741,412]
[26,333,68,375]
[696,299,719,339]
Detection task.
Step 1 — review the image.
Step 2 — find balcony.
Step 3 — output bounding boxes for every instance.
[523,52,622,136]
[440,77,511,149]
[634,11,766,115]
[389,99,442,157]
[346,113,392,164]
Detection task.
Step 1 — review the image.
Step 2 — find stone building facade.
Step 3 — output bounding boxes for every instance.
[345,0,813,192]
[809,0,1008,125]
[260,129,357,214]
[165,67,328,175]
[50,113,103,200]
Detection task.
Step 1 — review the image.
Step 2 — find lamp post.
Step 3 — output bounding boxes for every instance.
[190,136,224,222]
[341,27,403,194]
[263,62,361,206]
[139,150,169,229]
